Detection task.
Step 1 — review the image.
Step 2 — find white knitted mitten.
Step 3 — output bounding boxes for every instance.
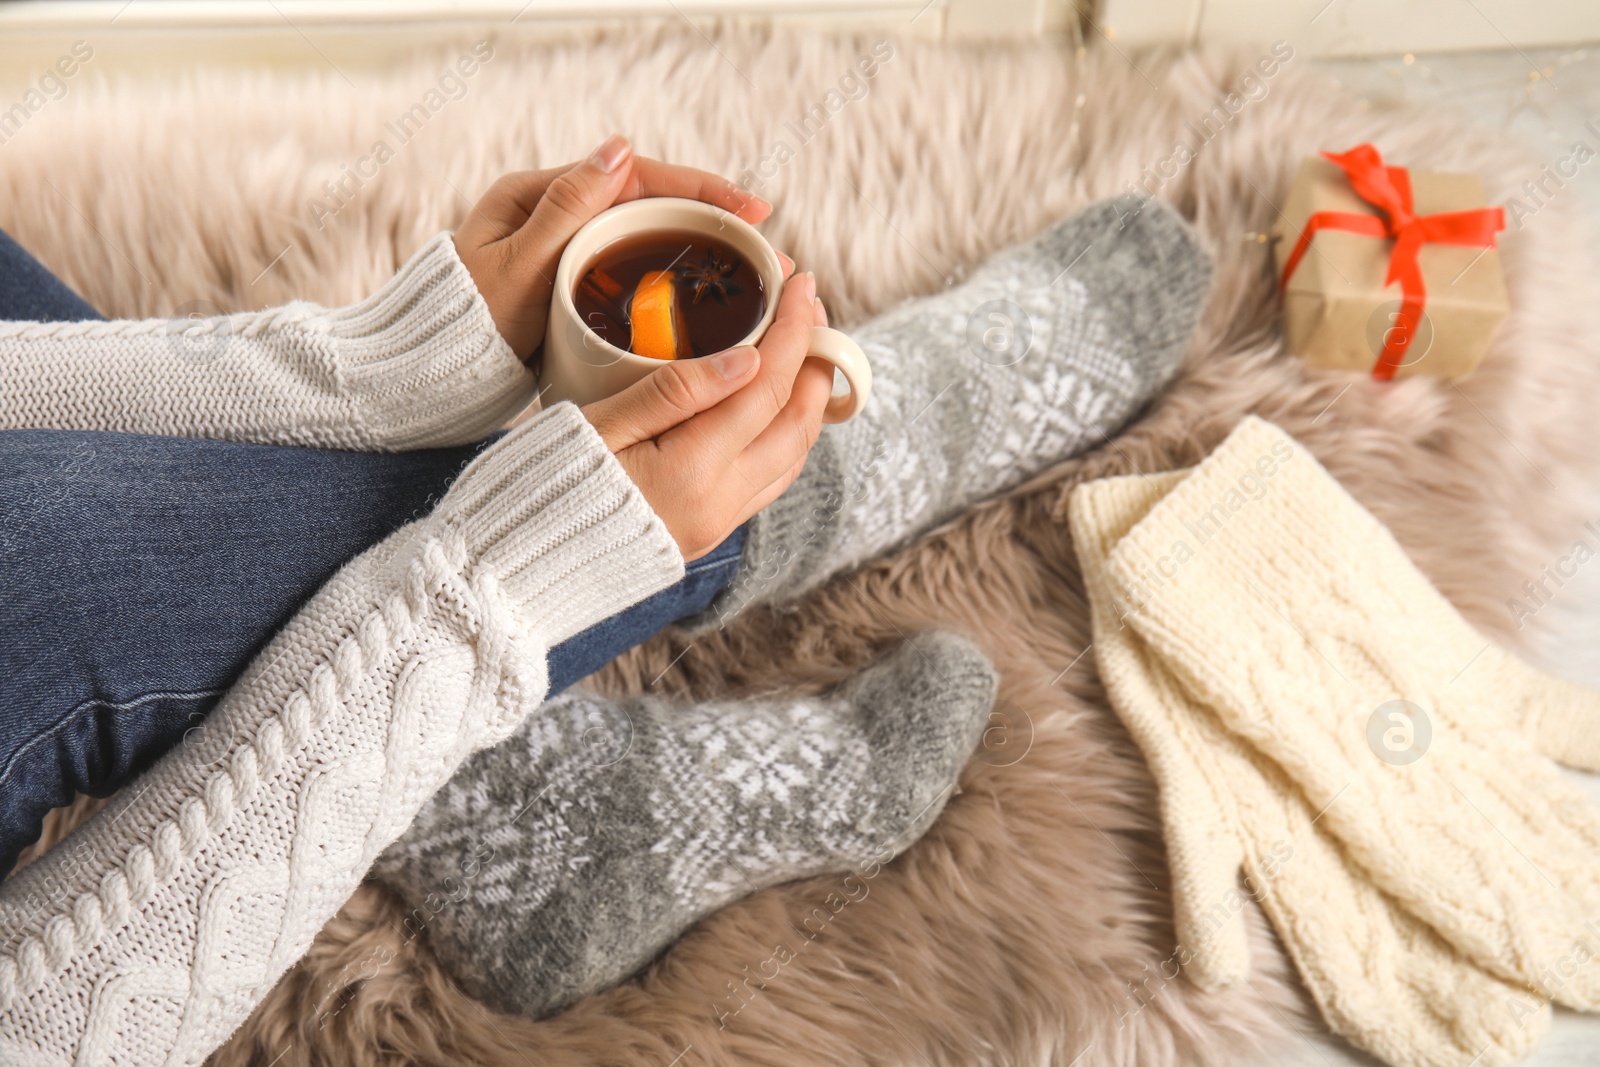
[1106,417,1600,1011]
[0,403,684,1066]
[1071,471,1548,1067]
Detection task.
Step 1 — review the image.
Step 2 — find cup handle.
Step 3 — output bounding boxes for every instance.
[806,326,873,423]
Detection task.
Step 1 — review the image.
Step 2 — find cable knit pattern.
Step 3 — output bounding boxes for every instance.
[1071,471,1548,1067]
[1104,417,1600,1011]
[0,402,684,1066]
[0,233,537,450]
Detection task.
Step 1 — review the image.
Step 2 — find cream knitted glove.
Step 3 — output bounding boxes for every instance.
[0,402,684,1067]
[1071,472,1547,1067]
[0,233,537,450]
[1105,417,1600,1011]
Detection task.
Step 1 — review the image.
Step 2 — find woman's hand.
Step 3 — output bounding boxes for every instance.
[581,272,835,561]
[454,135,783,361]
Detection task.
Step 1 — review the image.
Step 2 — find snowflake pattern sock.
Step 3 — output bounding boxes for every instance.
[701,196,1212,620]
[370,631,996,1019]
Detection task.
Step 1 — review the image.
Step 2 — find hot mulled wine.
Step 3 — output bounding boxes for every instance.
[573,231,766,361]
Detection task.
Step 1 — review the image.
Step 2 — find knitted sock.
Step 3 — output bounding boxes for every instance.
[701,196,1212,621]
[371,631,996,1019]
[0,404,684,1067]
[1105,416,1600,1010]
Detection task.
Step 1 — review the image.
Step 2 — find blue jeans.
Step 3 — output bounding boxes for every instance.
[0,229,744,879]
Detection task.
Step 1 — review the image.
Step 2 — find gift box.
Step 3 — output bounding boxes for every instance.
[1271,144,1508,380]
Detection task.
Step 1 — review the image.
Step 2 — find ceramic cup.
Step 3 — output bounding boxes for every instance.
[539,197,872,423]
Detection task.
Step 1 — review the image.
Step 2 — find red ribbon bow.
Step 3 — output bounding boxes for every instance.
[1278,143,1506,380]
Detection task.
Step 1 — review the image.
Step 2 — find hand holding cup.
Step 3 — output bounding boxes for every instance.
[451,135,870,560]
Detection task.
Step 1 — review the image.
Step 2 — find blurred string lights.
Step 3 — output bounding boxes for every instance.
[1319,46,1593,147]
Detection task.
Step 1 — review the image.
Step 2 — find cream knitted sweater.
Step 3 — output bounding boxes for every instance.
[0,237,687,1065]
[0,234,537,449]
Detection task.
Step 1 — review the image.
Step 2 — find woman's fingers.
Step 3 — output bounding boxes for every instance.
[594,290,832,559]
[461,144,769,251]
[580,345,760,452]
[732,354,832,492]
[458,143,772,298]
[732,449,808,529]
[728,295,831,518]
[469,136,633,356]
[663,272,819,457]
[504,135,633,282]
[462,169,554,240]
[616,156,771,222]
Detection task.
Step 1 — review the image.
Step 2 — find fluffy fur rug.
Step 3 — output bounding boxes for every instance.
[8,23,1599,1067]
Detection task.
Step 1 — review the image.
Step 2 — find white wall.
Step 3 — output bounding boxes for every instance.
[1099,0,1600,56]
[0,0,1073,91]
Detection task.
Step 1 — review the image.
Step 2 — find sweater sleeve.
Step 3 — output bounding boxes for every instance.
[0,233,538,450]
[0,401,684,1067]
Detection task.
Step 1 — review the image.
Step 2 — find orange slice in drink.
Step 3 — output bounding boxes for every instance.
[628,270,688,361]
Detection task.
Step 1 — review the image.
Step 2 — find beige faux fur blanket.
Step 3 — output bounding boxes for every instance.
[8,23,1598,1067]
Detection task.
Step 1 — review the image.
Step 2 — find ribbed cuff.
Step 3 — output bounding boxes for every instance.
[437,401,686,646]
[319,232,537,449]
[1103,417,1343,612]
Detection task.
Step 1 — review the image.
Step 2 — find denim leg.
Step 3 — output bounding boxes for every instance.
[0,427,745,877]
[0,430,483,877]
[0,229,103,322]
[545,525,745,686]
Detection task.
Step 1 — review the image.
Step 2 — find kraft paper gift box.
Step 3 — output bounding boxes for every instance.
[1271,149,1509,380]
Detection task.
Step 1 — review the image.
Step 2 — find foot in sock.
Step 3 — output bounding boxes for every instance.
[705,196,1212,618]
[370,631,996,1019]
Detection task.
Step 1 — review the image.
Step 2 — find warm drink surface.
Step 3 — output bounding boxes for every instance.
[574,231,766,359]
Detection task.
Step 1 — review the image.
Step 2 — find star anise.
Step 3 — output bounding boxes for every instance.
[675,247,743,306]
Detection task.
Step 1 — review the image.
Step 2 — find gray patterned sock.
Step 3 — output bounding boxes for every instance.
[703,195,1212,621]
[370,631,996,1019]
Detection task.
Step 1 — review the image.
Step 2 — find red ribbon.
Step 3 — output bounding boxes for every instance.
[1278,143,1505,380]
